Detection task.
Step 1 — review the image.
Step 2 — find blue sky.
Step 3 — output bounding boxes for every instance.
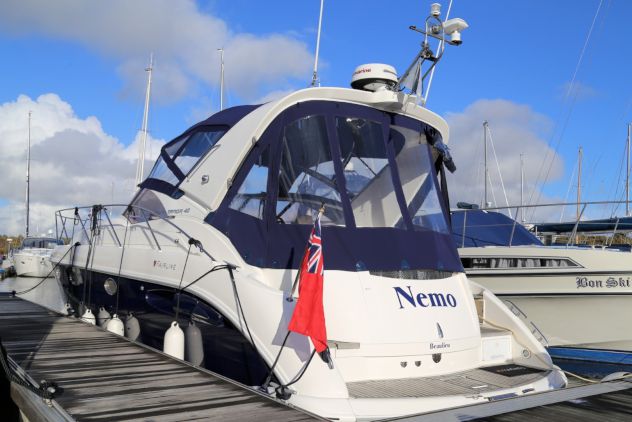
[0,0,630,233]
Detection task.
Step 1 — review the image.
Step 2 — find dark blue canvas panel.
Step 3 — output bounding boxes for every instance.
[533,216,632,234]
[138,179,184,199]
[183,105,261,134]
[210,209,463,272]
[451,210,542,247]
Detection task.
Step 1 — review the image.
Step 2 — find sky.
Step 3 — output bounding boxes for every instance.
[0,0,630,235]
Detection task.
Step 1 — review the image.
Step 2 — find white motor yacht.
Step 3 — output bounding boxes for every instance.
[50,7,566,420]
[454,209,632,355]
[13,236,62,278]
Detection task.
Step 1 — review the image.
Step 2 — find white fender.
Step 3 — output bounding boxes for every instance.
[125,313,141,341]
[163,321,185,360]
[80,308,96,325]
[97,307,111,327]
[107,314,124,336]
[185,321,205,366]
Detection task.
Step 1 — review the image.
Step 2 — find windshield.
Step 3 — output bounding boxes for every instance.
[22,237,62,249]
[147,128,226,186]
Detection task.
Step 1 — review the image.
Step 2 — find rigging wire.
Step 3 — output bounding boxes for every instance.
[609,137,628,217]
[486,124,513,219]
[526,0,605,221]
[559,159,578,222]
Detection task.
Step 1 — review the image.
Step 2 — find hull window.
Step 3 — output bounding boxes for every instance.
[462,257,578,269]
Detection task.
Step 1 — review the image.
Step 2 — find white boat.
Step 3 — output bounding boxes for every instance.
[454,209,632,352]
[50,7,566,420]
[13,237,62,278]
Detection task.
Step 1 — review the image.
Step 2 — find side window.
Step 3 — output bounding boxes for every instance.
[229,146,270,219]
[276,115,345,226]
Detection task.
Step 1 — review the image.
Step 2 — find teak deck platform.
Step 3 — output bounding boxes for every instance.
[4,293,632,422]
[0,294,318,422]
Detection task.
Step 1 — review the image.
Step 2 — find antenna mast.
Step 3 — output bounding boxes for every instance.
[483,120,488,208]
[136,53,153,187]
[25,111,31,237]
[218,48,225,110]
[311,0,324,87]
[627,123,630,216]
[577,146,583,220]
[520,153,525,223]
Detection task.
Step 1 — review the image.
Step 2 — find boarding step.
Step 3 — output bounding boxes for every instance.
[347,365,550,398]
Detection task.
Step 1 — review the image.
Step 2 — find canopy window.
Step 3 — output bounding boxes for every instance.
[147,128,226,186]
[276,115,345,226]
[229,146,271,220]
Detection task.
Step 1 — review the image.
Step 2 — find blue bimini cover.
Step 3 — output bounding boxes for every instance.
[451,210,542,247]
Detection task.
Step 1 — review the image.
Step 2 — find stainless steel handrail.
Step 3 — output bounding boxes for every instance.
[55,203,216,261]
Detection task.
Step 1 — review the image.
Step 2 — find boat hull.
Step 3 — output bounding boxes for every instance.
[13,251,53,278]
[461,245,632,352]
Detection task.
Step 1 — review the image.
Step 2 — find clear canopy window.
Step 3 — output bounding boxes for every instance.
[229,146,270,220]
[276,115,345,225]
[391,125,450,234]
[147,128,226,186]
[228,106,449,236]
[336,116,400,227]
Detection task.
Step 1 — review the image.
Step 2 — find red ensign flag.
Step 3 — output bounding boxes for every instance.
[288,212,328,353]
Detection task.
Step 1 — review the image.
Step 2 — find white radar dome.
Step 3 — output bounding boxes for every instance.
[351,63,398,92]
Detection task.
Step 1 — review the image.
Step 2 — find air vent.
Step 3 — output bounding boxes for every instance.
[370,269,453,280]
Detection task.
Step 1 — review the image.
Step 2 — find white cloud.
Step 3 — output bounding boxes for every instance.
[0,94,163,235]
[445,99,565,222]
[0,0,314,103]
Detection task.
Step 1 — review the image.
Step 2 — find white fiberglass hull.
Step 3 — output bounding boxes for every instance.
[460,245,632,351]
[50,217,566,420]
[13,250,53,278]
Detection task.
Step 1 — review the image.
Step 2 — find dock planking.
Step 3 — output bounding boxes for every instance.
[0,295,319,421]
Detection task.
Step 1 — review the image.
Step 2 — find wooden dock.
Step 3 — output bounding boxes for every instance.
[0,294,318,422]
[6,292,632,422]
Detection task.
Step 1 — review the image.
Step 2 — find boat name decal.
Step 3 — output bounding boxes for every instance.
[430,342,451,350]
[394,286,457,309]
[576,276,631,289]
[153,260,177,271]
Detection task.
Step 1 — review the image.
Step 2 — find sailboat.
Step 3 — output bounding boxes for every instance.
[50,4,566,420]
[12,111,62,278]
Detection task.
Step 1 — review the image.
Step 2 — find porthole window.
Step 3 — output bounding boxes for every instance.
[104,278,118,296]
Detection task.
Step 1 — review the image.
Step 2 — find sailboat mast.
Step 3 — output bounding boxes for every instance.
[218,48,224,111]
[520,153,524,223]
[25,111,31,237]
[136,54,153,187]
[577,146,582,220]
[483,120,488,208]
[627,123,630,216]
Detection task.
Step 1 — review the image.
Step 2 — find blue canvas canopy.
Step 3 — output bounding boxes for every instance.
[533,216,632,234]
[451,210,542,247]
